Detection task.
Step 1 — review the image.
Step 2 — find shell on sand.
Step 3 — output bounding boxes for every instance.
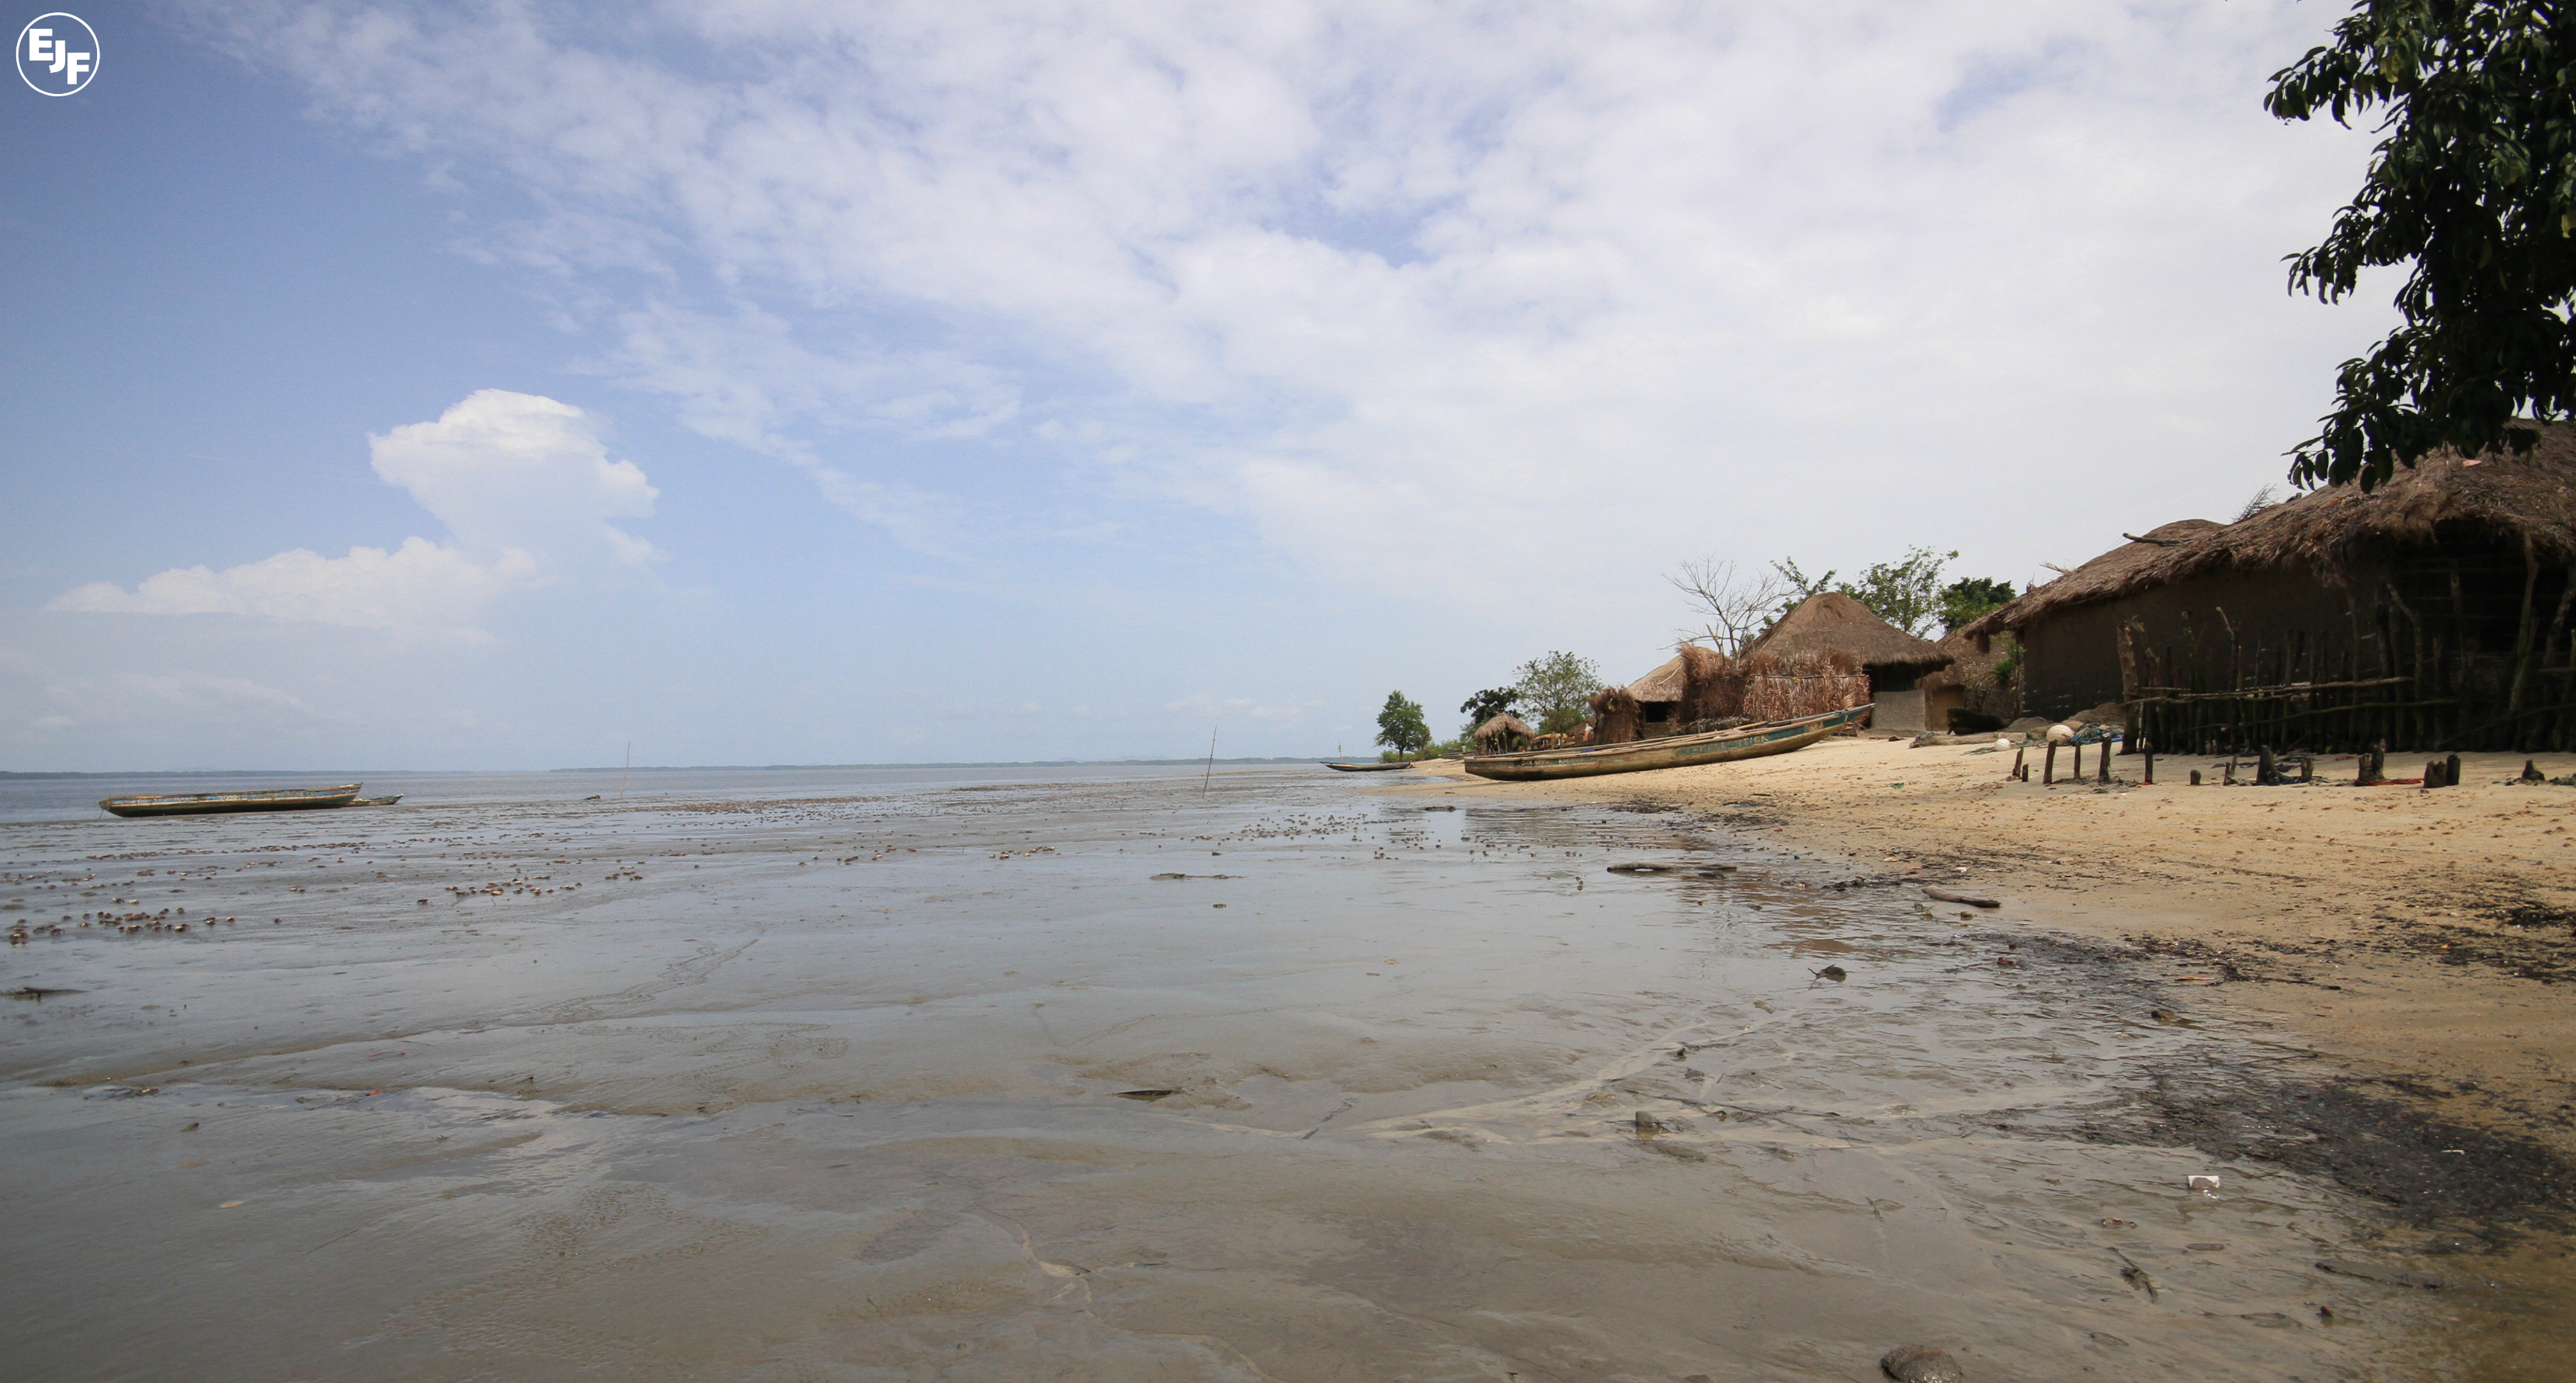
[1880,1343,1967,1383]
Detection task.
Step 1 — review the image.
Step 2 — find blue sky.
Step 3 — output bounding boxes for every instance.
[4,1,2394,770]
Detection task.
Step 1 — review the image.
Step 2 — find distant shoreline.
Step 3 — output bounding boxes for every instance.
[0,759,1324,780]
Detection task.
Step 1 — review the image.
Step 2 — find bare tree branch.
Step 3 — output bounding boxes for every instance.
[1665,558,1787,655]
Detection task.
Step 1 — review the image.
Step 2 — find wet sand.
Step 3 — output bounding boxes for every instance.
[0,765,2550,1379]
[1392,736,2576,1379]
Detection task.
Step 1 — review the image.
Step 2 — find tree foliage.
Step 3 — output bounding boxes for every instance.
[1837,547,1956,638]
[1375,690,1431,757]
[1513,651,1602,735]
[2269,2,2576,490]
[1938,575,2016,633]
[1458,686,1520,735]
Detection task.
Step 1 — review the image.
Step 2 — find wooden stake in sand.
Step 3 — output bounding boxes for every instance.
[1203,726,1217,794]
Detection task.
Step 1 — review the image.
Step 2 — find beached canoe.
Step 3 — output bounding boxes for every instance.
[1322,760,1414,773]
[353,795,404,807]
[98,784,363,818]
[1461,706,1870,782]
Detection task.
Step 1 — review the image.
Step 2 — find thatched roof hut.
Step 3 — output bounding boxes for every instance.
[1470,712,1537,749]
[1963,427,2576,749]
[1741,592,1951,730]
[1747,592,1950,673]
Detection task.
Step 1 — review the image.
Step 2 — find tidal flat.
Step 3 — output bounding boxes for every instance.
[0,764,2517,1380]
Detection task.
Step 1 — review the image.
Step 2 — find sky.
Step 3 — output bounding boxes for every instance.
[2,0,2402,771]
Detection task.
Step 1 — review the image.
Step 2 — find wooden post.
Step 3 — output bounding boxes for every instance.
[2143,741,2155,785]
[2223,761,2236,787]
[2012,744,2026,780]
[2424,759,2445,790]
[2446,752,2463,787]
[2189,769,2203,786]
[2300,756,2314,784]
[2256,745,2277,787]
[2098,742,2112,784]
[2043,742,2057,785]
[2072,740,2084,780]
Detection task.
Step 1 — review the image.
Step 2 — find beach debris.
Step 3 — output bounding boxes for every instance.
[2150,1009,2189,1026]
[1633,1110,1668,1135]
[2087,1332,2130,1347]
[2099,1217,2136,1228]
[1922,887,1998,908]
[2188,1174,2222,1196]
[1814,964,1848,982]
[88,1085,158,1099]
[5,986,83,1001]
[1606,862,1679,874]
[2111,1248,2160,1301]
[1878,1343,1967,1382]
[2315,1260,2443,1289]
[2186,1242,2227,1251]
[1113,1089,1181,1101]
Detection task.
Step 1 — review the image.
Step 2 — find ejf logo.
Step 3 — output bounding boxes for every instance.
[18,12,95,96]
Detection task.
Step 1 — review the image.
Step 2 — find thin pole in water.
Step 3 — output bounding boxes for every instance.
[621,742,630,800]
[1203,726,1217,793]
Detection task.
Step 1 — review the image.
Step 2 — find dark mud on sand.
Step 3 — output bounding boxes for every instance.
[0,766,2550,1380]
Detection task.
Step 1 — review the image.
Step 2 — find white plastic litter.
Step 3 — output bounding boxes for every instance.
[2188,1175,2221,1196]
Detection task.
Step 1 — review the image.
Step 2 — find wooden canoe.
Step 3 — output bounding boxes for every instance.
[1322,760,1414,773]
[99,784,363,818]
[1461,706,1870,781]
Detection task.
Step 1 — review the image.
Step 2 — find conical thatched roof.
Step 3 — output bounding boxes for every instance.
[1472,711,1537,740]
[1745,592,1950,671]
[1626,654,1689,703]
[1962,423,2576,638]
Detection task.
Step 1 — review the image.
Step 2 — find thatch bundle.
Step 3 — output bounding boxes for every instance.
[1677,643,1738,723]
[1738,649,1870,723]
[1588,685,1643,745]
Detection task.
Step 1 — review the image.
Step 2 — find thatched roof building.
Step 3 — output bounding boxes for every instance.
[1964,427,2576,749]
[1743,592,1952,731]
[1470,712,1537,750]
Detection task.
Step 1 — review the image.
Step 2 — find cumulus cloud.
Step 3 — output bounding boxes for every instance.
[52,390,655,633]
[193,1,2393,602]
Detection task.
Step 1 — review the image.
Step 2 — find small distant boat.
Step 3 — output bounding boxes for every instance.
[353,795,404,807]
[1321,760,1414,773]
[99,784,363,818]
[1463,706,1870,782]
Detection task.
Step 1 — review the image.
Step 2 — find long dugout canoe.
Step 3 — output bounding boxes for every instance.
[99,784,363,818]
[1460,706,1870,782]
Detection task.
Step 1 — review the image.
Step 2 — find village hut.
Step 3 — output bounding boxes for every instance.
[1741,592,1953,730]
[1623,655,1691,737]
[1962,428,2576,751]
[1470,711,1538,752]
[1916,629,2023,733]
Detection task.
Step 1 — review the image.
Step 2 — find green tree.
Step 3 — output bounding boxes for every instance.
[2269,2,2576,490]
[1513,652,1602,735]
[1458,686,1520,735]
[1938,575,2016,633]
[1375,690,1431,758]
[1841,547,1956,638]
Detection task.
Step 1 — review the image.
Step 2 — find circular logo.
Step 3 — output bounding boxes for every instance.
[18,12,98,96]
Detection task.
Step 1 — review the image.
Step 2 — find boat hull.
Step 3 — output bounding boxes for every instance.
[99,785,364,818]
[1461,707,1869,781]
[1322,761,1413,773]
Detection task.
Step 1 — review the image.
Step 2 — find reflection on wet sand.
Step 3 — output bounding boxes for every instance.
[0,768,2486,1379]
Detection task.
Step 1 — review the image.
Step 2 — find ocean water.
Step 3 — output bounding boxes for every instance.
[0,764,2460,1380]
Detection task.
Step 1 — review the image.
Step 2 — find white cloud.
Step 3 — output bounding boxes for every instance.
[196,1,2394,610]
[50,390,655,633]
